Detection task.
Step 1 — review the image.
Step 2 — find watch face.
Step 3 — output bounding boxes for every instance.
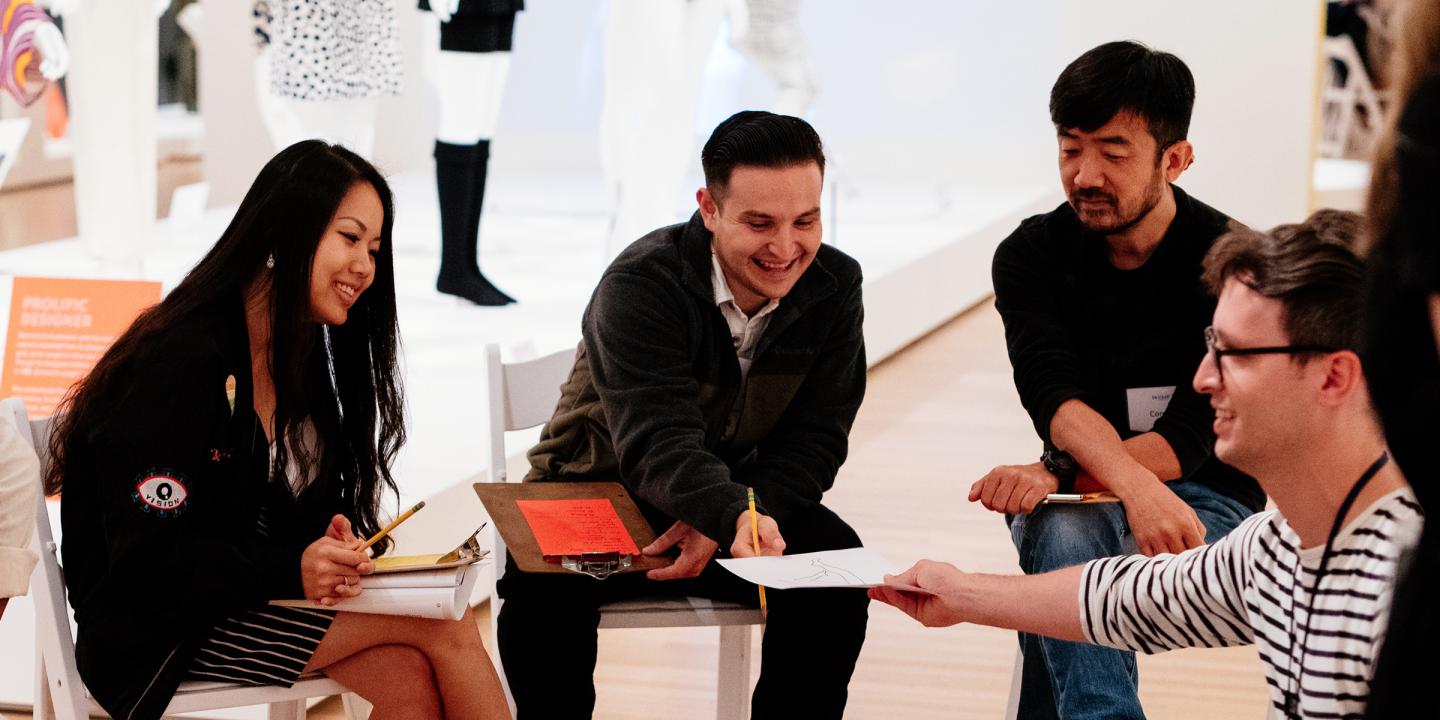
[1044,451,1077,475]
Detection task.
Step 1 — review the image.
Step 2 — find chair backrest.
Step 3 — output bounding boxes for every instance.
[0,398,89,718]
[479,344,577,718]
[482,342,579,485]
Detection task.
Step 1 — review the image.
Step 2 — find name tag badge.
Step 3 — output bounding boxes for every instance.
[1126,386,1176,432]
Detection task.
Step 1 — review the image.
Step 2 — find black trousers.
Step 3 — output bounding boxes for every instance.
[496,502,870,719]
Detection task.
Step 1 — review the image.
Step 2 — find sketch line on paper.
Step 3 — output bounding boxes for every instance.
[791,558,866,586]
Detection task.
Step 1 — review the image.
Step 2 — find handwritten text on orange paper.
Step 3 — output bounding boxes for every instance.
[516,499,641,558]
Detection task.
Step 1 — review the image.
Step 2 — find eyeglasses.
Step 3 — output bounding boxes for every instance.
[1203,326,1341,385]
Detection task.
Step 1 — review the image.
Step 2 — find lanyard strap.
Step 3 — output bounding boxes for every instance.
[1284,451,1390,718]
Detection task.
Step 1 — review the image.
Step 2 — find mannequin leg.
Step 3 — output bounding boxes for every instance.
[274,96,380,157]
[430,49,514,304]
[732,0,818,117]
[435,51,510,144]
[601,0,725,254]
[434,139,515,305]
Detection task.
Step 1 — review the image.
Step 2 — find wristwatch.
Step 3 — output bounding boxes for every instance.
[1041,448,1079,494]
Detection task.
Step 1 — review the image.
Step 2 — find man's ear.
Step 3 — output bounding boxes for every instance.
[1316,350,1364,408]
[1163,140,1195,181]
[697,187,720,231]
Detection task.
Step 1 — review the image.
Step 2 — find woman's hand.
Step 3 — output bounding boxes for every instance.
[302,515,374,605]
[327,514,361,543]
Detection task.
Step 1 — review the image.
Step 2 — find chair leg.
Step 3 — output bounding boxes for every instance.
[34,649,57,720]
[342,691,374,719]
[266,699,305,720]
[715,624,752,720]
[1003,645,1023,720]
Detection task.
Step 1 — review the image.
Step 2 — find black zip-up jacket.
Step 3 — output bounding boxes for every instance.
[525,212,867,548]
[59,298,342,720]
[992,185,1264,511]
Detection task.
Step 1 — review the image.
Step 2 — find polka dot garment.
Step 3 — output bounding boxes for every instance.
[270,0,402,101]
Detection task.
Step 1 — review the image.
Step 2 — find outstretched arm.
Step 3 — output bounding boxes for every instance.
[868,560,1088,642]
[874,518,1260,652]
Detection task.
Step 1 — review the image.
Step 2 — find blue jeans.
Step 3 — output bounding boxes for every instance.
[1006,480,1255,720]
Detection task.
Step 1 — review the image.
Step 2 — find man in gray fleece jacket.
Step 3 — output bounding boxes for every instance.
[497,111,869,720]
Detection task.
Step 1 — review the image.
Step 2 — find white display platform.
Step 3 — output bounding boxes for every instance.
[1313,157,1371,213]
[0,171,1053,716]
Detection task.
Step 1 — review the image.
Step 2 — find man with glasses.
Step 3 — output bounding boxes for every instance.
[975,41,1266,718]
[878,210,1421,720]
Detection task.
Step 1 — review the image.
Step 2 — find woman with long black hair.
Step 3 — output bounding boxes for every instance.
[46,140,509,720]
[1359,0,1440,716]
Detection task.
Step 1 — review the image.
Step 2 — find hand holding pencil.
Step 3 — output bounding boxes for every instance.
[734,488,785,620]
[301,503,425,605]
[302,514,375,605]
[729,499,786,559]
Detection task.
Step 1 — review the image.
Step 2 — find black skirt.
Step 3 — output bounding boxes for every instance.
[419,0,521,53]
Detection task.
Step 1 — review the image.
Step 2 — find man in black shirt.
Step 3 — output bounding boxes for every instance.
[975,41,1265,720]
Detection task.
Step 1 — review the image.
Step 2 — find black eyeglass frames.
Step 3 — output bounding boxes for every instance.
[1202,326,1341,384]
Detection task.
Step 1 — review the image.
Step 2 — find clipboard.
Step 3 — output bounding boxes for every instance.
[372,524,490,574]
[473,481,670,579]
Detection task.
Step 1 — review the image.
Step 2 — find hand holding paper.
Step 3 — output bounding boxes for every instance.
[717,547,932,592]
[868,560,969,627]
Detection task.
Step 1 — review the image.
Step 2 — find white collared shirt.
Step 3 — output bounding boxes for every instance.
[712,251,779,440]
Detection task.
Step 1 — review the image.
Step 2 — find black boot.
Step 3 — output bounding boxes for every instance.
[434,139,516,306]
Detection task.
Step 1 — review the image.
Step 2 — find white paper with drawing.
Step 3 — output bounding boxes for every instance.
[718,547,930,593]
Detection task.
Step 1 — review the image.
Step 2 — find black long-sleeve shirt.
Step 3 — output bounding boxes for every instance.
[992,185,1264,511]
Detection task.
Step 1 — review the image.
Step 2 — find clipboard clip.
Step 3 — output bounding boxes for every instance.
[558,552,633,580]
[437,524,489,564]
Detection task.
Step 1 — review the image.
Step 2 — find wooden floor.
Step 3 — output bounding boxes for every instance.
[327,299,1270,719]
[580,300,1268,720]
[8,299,1271,720]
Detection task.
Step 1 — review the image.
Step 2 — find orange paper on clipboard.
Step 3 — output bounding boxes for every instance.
[515,498,642,558]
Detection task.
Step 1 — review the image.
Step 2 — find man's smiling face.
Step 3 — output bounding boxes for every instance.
[699,162,823,315]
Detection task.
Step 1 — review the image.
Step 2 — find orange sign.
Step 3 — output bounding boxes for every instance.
[1,276,162,417]
[516,498,642,558]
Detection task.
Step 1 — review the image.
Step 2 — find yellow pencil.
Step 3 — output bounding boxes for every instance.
[360,501,426,553]
[747,487,767,618]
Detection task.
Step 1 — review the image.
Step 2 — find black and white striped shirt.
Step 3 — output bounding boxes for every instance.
[1080,488,1422,719]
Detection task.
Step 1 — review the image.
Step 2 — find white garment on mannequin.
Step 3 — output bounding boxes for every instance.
[54,0,156,275]
[254,49,379,157]
[432,50,511,144]
[727,0,818,117]
[599,0,725,256]
[11,20,68,80]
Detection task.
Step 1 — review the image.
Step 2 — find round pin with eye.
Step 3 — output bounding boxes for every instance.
[132,469,190,517]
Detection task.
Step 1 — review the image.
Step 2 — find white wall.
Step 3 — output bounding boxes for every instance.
[199,0,1320,229]
[1057,0,1322,229]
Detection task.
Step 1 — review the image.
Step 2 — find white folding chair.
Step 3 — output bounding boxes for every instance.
[1,397,366,720]
[1004,646,1022,720]
[483,343,763,720]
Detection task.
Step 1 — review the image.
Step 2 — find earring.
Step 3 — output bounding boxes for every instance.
[266,253,275,269]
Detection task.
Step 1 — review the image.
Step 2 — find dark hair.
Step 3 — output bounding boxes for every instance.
[700,110,825,201]
[1364,0,1440,254]
[1202,209,1367,354]
[1050,41,1196,157]
[46,140,406,553]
